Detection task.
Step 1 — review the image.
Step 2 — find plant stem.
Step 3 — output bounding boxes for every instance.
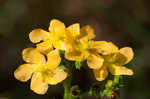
[63,78,71,99]
[63,60,73,99]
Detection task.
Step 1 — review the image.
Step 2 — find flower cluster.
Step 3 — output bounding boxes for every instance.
[14,19,134,95]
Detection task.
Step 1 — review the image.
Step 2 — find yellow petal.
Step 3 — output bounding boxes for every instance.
[36,40,53,54]
[109,65,134,75]
[87,54,104,69]
[47,68,68,85]
[80,25,95,40]
[91,41,119,55]
[119,47,134,64]
[14,64,37,82]
[22,48,46,64]
[52,40,67,50]
[30,72,48,95]
[46,49,61,70]
[67,23,80,37]
[108,42,119,53]
[104,53,127,65]
[93,66,108,81]
[65,50,85,61]
[49,19,66,34]
[29,29,50,43]
[104,47,133,65]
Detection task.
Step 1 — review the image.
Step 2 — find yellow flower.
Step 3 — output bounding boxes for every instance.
[29,19,83,53]
[65,24,120,70]
[64,25,95,62]
[65,24,119,68]
[14,48,67,94]
[93,47,134,81]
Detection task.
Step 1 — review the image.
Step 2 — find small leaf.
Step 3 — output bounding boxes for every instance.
[75,61,83,70]
[58,65,69,73]
[113,75,120,85]
[103,89,112,97]
[105,80,113,89]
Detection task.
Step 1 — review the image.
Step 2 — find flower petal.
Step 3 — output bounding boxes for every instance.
[46,49,61,70]
[14,64,37,82]
[109,65,134,75]
[87,54,104,69]
[119,47,134,64]
[104,47,133,65]
[47,68,68,85]
[104,52,127,65]
[36,40,53,54]
[108,42,119,52]
[93,66,108,81]
[49,19,66,34]
[22,48,46,64]
[80,25,95,40]
[29,29,50,43]
[30,72,48,95]
[65,50,85,61]
[67,23,80,37]
[91,41,118,55]
[52,40,67,50]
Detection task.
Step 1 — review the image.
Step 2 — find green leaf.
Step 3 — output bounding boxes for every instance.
[105,80,113,89]
[103,89,112,97]
[58,65,69,73]
[113,75,120,85]
[75,61,83,70]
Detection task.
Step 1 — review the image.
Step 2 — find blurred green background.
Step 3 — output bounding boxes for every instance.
[0,0,150,99]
